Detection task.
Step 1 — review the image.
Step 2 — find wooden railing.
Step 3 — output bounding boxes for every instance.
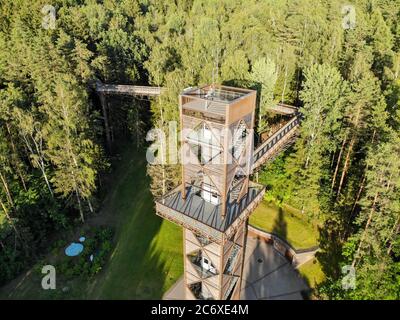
[252,115,300,171]
[154,188,224,242]
[269,102,298,115]
[224,182,265,241]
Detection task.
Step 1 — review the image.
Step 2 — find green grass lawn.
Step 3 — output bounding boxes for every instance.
[298,258,325,289]
[0,143,183,299]
[249,200,318,250]
[88,144,183,299]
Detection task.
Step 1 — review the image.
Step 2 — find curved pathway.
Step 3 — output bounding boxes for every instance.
[240,236,309,300]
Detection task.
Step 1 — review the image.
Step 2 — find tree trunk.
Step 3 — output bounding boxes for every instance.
[16,167,27,192]
[75,189,84,223]
[336,137,355,197]
[352,191,379,268]
[31,134,54,197]
[0,198,21,241]
[347,130,378,230]
[350,173,366,216]
[0,171,14,207]
[160,129,166,196]
[40,160,54,197]
[99,92,112,153]
[337,103,363,197]
[331,134,347,191]
[87,198,94,213]
[330,149,336,169]
[281,64,288,103]
[158,92,167,196]
[387,219,400,255]
[5,122,27,191]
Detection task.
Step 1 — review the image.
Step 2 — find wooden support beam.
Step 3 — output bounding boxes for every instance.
[98,92,112,152]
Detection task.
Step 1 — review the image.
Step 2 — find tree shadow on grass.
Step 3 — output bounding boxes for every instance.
[272,207,287,241]
[135,220,183,299]
[315,218,344,281]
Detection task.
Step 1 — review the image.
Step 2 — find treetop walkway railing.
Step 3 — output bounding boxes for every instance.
[252,115,300,171]
[96,81,165,97]
[269,102,298,115]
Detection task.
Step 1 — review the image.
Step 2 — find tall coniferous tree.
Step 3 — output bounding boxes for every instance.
[41,75,99,222]
[287,63,347,217]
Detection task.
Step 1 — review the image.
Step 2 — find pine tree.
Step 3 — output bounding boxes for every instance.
[41,75,99,222]
[288,63,347,217]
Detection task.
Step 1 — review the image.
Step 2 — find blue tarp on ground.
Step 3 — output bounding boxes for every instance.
[65,243,84,256]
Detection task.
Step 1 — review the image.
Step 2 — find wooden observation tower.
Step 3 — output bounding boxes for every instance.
[155,84,265,300]
[94,80,299,299]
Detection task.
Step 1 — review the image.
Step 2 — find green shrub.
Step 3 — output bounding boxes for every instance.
[55,226,114,280]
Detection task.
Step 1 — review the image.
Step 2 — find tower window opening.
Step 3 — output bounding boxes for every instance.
[201,183,220,205]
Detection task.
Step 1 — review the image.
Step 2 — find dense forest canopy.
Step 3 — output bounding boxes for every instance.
[0,0,399,299]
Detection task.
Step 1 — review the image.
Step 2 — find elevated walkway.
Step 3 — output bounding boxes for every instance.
[252,115,300,171]
[95,81,164,97]
[269,103,298,115]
